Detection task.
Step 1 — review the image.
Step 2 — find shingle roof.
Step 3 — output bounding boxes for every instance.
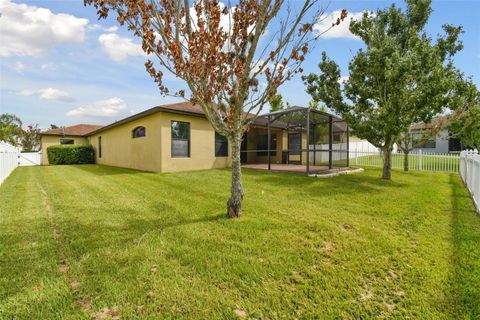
[410,116,449,130]
[81,101,345,136]
[41,124,104,136]
[87,102,205,136]
[88,101,255,136]
[159,101,205,115]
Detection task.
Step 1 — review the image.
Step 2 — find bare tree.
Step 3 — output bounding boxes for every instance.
[85,0,346,217]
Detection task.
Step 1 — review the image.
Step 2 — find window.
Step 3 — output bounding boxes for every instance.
[288,133,301,155]
[60,139,74,144]
[257,133,277,156]
[98,136,102,158]
[333,134,341,143]
[132,126,146,138]
[448,137,462,152]
[417,139,436,149]
[215,132,228,157]
[171,121,190,157]
[412,131,436,149]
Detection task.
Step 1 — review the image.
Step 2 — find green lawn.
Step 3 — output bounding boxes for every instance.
[1,165,479,319]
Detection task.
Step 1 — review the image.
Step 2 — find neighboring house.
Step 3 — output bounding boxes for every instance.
[410,119,463,154]
[40,102,350,173]
[40,124,103,165]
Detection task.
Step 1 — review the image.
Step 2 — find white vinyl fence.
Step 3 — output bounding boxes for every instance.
[309,140,382,164]
[460,150,480,213]
[350,146,460,173]
[0,141,41,186]
[0,142,19,186]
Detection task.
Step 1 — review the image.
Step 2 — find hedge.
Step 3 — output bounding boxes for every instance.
[47,144,95,165]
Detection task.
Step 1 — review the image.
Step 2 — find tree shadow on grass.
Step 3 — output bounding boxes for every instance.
[58,206,226,253]
[241,168,409,199]
[71,164,151,176]
[448,173,480,318]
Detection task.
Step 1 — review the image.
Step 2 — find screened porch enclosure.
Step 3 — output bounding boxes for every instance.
[241,106,349,175]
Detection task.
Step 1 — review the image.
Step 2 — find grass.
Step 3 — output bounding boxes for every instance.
[1,165,479,319]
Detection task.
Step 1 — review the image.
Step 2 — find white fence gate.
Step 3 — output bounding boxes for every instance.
[460,150,480,213]
[0,141,41,186]
[19,152,42,166]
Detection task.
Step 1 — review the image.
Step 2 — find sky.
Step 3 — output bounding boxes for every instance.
[0,0,479,129]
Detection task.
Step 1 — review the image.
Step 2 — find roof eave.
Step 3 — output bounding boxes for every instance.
[87,107,206,136]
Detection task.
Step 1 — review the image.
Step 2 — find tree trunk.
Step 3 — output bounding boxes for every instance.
[226,134,244,218]
[382,145,393,180]
[403,150,409,172]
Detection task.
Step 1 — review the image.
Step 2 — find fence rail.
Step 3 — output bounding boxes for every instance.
[351,149,460,173]
[460,150,480,213]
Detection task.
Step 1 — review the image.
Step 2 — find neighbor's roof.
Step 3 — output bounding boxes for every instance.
[410,116,449,130]
[41,124,104,136]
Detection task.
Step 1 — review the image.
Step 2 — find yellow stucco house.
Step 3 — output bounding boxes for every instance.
[40,124,103,165]
[40,102,350,174]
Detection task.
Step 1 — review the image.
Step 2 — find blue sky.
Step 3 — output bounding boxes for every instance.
[0,0,479,129]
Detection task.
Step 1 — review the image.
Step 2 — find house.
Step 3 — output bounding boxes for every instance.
[40,102,350,174]
[410,118,463,154]
[40,124,103,165]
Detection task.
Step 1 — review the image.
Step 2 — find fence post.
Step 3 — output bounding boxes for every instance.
[418,150,423,171]
[460,149,480,214]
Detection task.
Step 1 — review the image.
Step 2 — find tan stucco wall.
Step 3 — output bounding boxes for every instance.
[89,111,231,173]
[159,112,231,172]
[89,113,162,172]
[40,135,89,165]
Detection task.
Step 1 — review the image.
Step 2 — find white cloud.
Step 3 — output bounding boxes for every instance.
[38,88,73,101]
[16,87,74,102]
[314,11,367,40]
[0,0,89,57]
[66,97,129,118]
[87,23,102,31]
[98,33,145,63]
[13,61,26,73]
[103,26,118,33]
[87,24,119,33]
[338,76,349,84]
[17,89,35,96]
[40,63,56,70]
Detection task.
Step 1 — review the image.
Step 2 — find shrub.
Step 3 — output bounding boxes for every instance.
[47,144,95,165]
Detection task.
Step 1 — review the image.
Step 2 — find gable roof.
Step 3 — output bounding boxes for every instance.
[88,101,205,136]
[87,101,346,136]
[41,124,104,137]
[410,116,449,131]
[159,101,205,115]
